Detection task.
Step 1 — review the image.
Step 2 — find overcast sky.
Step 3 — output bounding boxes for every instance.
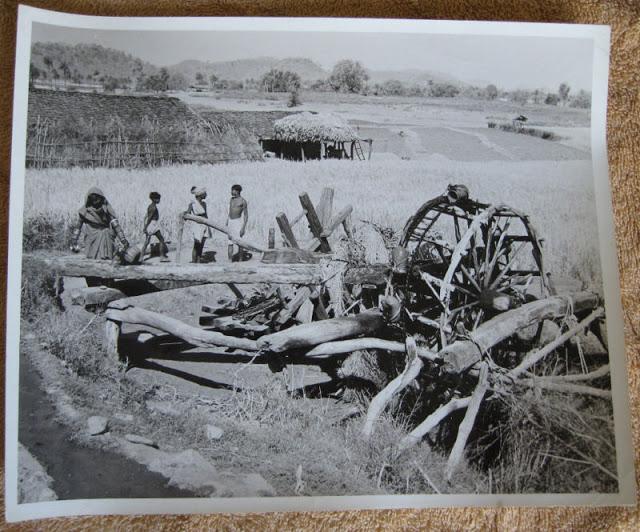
[32,23,594,91]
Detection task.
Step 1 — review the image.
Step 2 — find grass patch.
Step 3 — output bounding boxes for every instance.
[490,122,560,140]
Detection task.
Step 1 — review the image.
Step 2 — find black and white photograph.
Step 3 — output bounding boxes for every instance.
[5,6,635,520]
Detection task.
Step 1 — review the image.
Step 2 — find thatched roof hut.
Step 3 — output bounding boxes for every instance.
[274,112,360,143]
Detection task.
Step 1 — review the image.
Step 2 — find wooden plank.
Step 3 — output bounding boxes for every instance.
[276,212,299,248]
[321,205,354,237]
[183,213,266,253]
[299,193,331,253]
[32,254,323,285]
[316,187,334,228]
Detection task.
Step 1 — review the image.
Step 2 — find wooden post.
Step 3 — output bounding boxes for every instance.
[300,146,306,162]
[105,319,121,360]
[226,283,244,301]
[350,142,354,160]
[367,139,373,160]
[276,212,299,248]
[268,228,276,249]
[299,193,331,253]
[317,187,334,228]
[321,205,354,237]
[175,213,185,264]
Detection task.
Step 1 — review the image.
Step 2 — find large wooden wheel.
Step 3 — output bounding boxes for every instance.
[399,185,552,349]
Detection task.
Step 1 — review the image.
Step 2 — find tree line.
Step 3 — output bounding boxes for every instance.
[29,55,591,109]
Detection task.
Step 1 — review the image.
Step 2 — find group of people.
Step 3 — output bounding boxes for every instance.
[71,184,249,264]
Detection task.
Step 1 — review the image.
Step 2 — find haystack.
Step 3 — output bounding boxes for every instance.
[274,112,360,143]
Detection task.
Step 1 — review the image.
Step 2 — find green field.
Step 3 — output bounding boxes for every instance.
[24,157,602,289]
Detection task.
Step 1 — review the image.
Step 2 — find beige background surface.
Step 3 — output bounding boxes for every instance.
[1,1,639,529]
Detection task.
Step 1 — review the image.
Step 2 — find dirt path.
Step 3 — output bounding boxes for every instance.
[446,126,518,161]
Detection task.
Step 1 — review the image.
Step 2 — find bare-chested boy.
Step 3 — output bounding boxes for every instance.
[226,184,248,261]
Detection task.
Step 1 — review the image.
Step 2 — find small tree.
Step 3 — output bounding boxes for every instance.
[287,90,301,107]
[485,84,498,100]
[545,93,559,106]
[328,60,369,93]
[195,72,205,85]
[570,89,591,109]
[558,82,571,105]
[261,69,301,92]
[429,82,459,98]
[168,72,188,91]
[209,73,219,89]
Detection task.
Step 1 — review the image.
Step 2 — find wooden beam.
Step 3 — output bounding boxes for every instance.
[321,205,354,238]
[275,212,299,248]
[183,213,266,253]
[440,292,601,374]
[316,187,334,228]
[277,286,312,324]
[299,193,331,253]
[258,310,385,353]
[31,254,323,285]
[290,209,307,228]
[106,301,258,351]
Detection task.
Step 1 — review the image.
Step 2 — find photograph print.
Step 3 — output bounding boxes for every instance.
[5,6,635,520]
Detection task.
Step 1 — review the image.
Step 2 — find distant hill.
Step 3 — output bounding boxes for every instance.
[367,68,465,87]
[169,57,328,83]
[31,42,157,84]
[30,42,465,88]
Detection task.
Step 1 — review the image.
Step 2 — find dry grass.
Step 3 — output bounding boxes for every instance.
[24,158,602,289]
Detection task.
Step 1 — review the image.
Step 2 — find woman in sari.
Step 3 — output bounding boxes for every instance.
[71,187,128,260]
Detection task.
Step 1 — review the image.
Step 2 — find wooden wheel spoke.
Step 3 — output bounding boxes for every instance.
[489,241,527,290]
[459,263,482,294]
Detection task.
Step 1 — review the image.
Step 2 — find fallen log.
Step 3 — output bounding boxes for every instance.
[440,292,600,373]
[105,301,258,351]
[183,214,266,253]
[31,254,323,285]
[362,337,424,440]
[257,310,386,353]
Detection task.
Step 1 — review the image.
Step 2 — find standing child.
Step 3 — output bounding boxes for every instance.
[140,191,169,262]
[226,184,248,261]
[186,187,212,263]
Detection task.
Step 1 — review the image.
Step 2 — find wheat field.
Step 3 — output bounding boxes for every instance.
[23,158,602,288]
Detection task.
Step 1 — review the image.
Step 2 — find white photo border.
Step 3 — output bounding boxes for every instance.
[5,4,635,522]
